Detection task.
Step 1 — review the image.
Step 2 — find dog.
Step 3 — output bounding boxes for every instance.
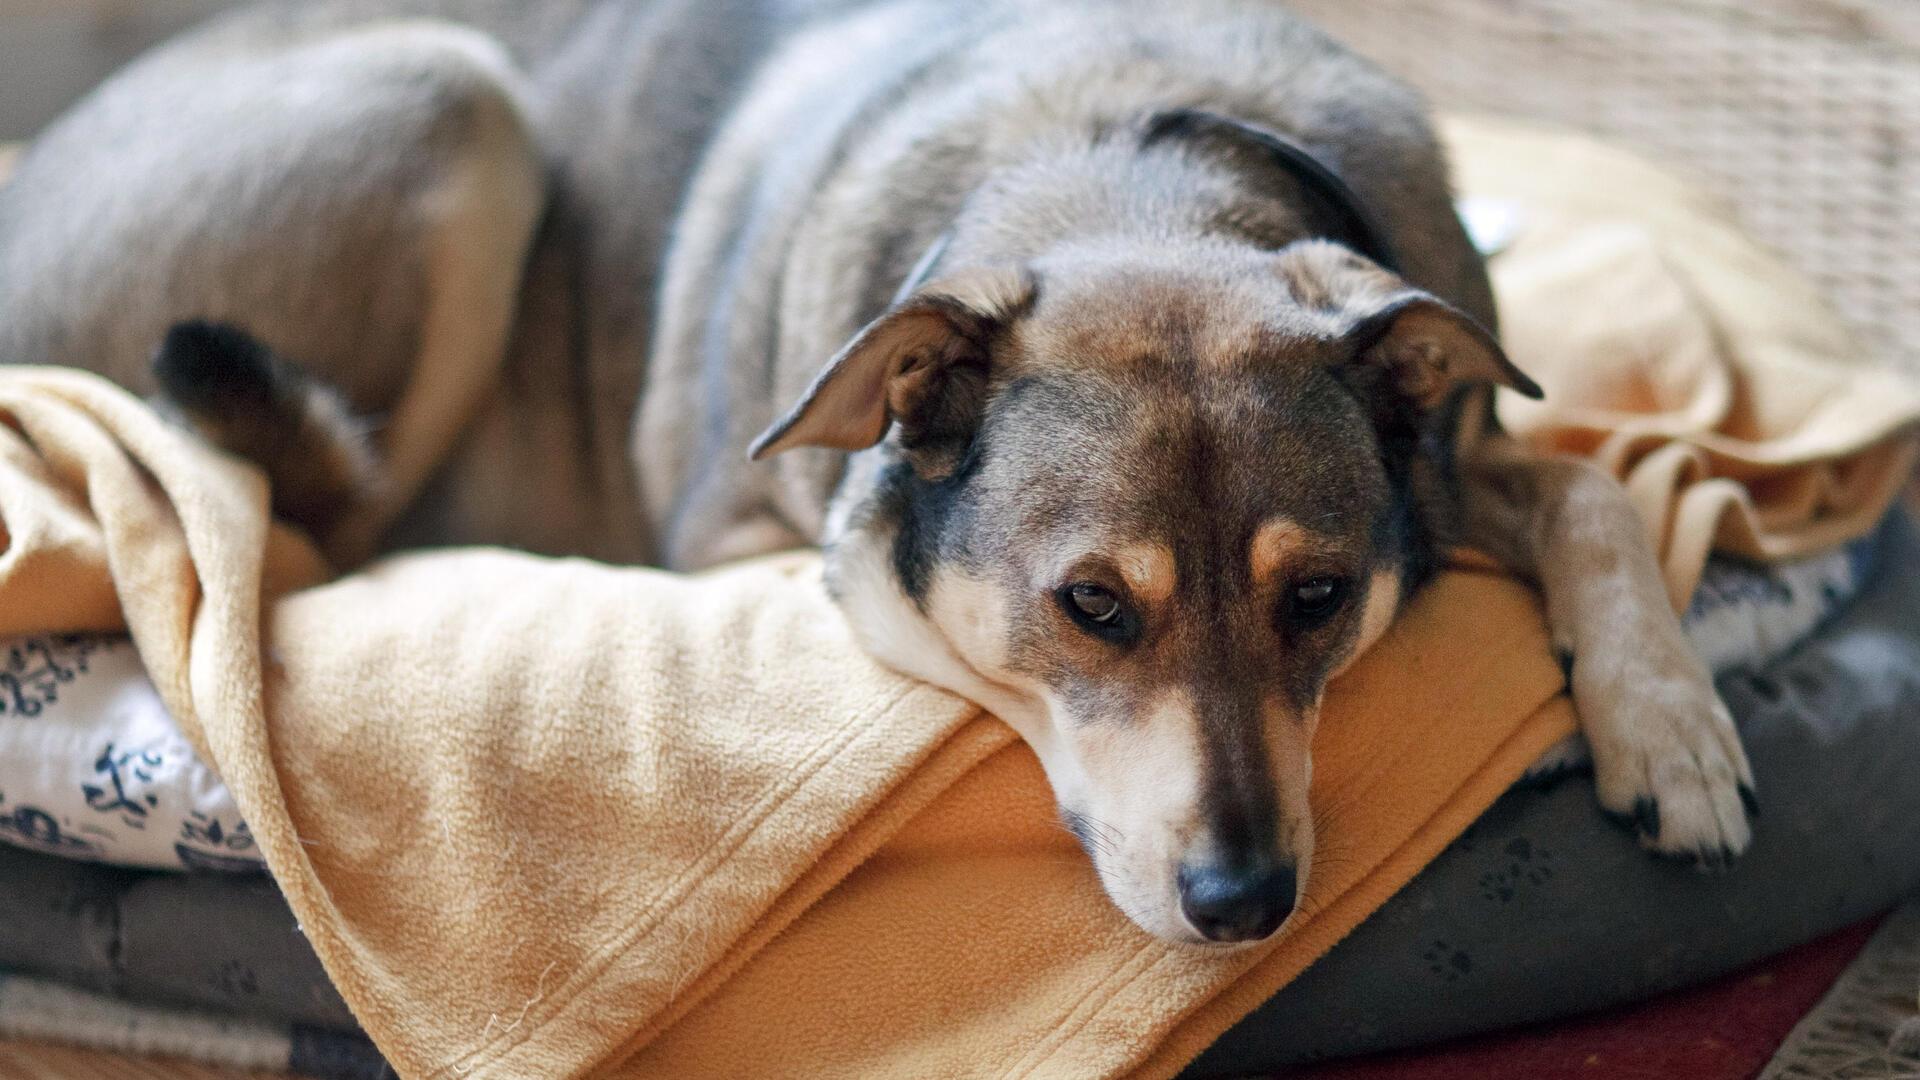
[0,0,1754,945]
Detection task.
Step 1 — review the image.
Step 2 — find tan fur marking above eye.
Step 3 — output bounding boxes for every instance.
[1249,518,1307,585]
[1114,542,1176,606]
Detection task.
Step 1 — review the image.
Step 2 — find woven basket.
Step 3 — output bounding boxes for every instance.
[1290,0,1920,374]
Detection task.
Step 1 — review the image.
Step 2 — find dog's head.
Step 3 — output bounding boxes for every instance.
[754,221,1534,946]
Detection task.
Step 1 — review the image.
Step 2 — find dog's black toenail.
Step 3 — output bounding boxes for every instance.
[1602,807,1635,833]
[1698,845,1735,874]
[1555,648,1574,684]
[1633,797,1661,840]
[1738,783,1760,819]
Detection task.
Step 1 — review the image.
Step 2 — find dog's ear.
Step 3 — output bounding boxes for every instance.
[1276,239,1541,409]
[749,266,1035,477]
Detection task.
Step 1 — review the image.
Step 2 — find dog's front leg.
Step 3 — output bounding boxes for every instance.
[1457,434,1756,867]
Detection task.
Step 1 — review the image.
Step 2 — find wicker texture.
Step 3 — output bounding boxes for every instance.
[1759,900,1920,1079]
[1291,0,1920,373]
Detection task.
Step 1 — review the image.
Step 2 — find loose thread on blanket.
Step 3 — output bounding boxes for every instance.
[664,909,728,1005]
[475,960,560,1044]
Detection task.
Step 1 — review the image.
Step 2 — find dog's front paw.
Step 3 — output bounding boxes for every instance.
[1565,623,1756,869]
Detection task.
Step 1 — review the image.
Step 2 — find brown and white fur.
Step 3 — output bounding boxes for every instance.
[0,0,1753,945]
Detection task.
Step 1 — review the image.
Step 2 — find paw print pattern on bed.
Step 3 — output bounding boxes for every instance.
[0,634,261,872]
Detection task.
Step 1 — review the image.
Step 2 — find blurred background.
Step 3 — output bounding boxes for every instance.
[0,0,236,140]
[6,0,1916,372]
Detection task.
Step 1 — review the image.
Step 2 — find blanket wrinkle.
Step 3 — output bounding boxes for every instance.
[0,116,1915,1079]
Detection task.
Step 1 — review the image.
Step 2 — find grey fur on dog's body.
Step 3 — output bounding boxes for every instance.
[0,0,1483,565]
[1,0,775,561]
[0,0,1755,944]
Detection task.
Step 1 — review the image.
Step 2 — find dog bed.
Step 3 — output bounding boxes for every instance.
[0,514,1911,1080]
[2,117,1917,1078]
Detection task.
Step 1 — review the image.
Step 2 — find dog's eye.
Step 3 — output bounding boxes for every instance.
[1285,576,1350,627]
[1059,582,1137,642]
[1067,582,1123,623]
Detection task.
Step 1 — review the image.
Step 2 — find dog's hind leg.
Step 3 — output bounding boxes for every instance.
[0,19,545,565]
[1457,432,1756,867]
[319,30,547,564]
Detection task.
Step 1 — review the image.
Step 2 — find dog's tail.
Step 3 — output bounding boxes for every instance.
[151,320,383,542]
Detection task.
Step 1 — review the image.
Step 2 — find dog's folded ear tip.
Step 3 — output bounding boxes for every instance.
[746,421,789,461]
[1496,359,1545,401]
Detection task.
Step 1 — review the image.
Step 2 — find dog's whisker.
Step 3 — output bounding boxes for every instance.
[1052,814,1122,860]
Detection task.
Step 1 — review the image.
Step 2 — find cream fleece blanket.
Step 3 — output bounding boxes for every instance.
[0,119,1912,1078]
[1452,117,1920,606]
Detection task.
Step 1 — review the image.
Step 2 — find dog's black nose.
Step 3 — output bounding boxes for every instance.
[1178,859,1298,942]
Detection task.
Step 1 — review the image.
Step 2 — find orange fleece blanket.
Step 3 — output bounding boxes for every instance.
[0,119,1913,1078]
